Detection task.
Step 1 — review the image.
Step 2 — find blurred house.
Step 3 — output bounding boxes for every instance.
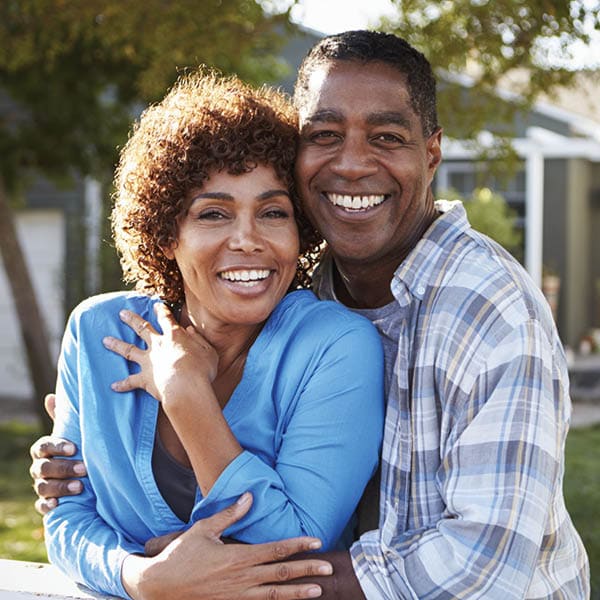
[1,26,599,400]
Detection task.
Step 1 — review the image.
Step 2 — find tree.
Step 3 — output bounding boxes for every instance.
[378,0,600,163]
[0,0,296,429]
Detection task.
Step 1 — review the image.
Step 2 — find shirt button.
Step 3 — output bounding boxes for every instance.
[417,286,426,295]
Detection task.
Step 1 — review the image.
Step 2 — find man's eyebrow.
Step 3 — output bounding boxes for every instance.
[366,111,412,128]
[302,109,344,124]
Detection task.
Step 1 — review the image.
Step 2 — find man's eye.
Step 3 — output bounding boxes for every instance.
[372,133,404,145]
[310,131,340,145]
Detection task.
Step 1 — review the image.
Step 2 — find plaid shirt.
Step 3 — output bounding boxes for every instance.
[314,201,589,599]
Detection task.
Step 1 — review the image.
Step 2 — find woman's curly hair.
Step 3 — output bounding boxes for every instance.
[112,69,323,304]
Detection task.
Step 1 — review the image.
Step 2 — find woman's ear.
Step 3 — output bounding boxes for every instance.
[161,243,176,260]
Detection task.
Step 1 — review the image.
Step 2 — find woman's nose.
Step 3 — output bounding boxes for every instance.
[227,218,265,253]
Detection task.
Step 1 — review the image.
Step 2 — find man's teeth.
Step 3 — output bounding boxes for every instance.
[220,269,270,283]
[327,193,386,210]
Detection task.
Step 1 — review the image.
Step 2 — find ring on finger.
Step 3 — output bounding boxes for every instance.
[125,344,135,361]
[138,321,149,335]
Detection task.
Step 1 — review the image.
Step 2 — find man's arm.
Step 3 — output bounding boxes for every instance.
[30,394,87,514]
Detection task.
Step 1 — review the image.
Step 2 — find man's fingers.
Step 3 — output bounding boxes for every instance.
[44,394,57,421]
[30,436,77,459]
[33,477,83,499]
[198,492,254,539]
[30,457,86,480]
[34,497,57,516]
[144,530,184,557]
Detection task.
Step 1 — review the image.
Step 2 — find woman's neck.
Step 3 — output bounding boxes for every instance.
[178,303,262,380]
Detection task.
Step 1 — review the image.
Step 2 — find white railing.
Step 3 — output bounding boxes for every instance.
[0,559,119,599]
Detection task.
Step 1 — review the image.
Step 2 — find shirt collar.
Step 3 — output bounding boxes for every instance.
[391,200,469,305]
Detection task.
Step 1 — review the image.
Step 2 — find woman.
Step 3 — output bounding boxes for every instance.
[43,70,384,599]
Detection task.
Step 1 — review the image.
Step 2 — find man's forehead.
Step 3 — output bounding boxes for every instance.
[298,60,413,124]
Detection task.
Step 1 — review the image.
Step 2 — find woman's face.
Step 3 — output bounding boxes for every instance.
[165,164,300,331]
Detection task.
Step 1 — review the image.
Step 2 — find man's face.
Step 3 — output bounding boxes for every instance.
[295,60,442,274]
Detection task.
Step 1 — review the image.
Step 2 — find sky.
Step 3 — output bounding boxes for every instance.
[286,0,600,69]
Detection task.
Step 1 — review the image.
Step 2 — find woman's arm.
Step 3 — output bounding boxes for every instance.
[106,302,385,551]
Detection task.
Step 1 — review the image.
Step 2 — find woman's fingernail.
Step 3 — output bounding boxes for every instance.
[308,540,322,550]
[119,310,129,319]
[236,492,251,506]
[47,498,57,508]
[318,565,333,575]
[306,586,322,598]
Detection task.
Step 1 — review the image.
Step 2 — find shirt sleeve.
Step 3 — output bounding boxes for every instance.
[189,320,385,551]
[43,311,141,600]
[351,319,567,599]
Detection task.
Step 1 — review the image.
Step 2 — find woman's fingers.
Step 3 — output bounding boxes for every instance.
[103,336,142,363]
[110,373,145,393]
[119,309,158,341]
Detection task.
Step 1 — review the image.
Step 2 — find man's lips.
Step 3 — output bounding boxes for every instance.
[323,192,388,211]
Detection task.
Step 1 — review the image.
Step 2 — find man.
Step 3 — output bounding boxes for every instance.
[30,31,589,599]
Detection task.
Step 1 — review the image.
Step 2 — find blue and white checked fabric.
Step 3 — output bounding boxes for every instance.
[314,201,589,599]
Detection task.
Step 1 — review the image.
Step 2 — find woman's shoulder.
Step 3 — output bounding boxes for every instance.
[69,291,159,324]
[271,290,381,341]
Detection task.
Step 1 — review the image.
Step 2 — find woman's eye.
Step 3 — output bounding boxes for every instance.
[197,209,227,220]
[263,208,290,219]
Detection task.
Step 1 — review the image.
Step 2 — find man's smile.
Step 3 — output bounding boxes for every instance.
[323,192,389,212]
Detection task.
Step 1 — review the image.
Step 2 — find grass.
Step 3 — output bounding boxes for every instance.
[0,421,598,594]
[0,421,47,563]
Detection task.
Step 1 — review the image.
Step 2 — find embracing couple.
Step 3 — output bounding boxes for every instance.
[30,30,589,600]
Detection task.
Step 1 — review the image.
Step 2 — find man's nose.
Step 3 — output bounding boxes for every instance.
[227,218,265,252]
[329,135,378,180]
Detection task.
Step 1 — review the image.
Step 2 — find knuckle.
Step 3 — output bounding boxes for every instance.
[276,563,291,581]
[271,543,288,561]
[266,586,279,600]
[304,563,316,577]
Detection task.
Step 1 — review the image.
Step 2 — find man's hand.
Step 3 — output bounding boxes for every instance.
[29,393,87,515]
[123,493,332,599]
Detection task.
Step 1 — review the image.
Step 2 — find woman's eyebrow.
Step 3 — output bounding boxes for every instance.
[188,189,290,203]
[258,189,290,200]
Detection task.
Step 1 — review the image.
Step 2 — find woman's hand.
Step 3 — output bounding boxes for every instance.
[103,303,218,407]
[122,493,331,600]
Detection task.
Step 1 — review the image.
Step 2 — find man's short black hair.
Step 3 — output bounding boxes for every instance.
[294,30,438,136]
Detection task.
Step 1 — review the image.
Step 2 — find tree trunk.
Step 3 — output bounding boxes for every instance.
[0,176,55,431]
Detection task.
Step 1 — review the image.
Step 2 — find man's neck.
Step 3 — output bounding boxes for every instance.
[332,259,396,309]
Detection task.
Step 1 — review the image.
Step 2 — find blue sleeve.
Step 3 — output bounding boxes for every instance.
[43,309,141,599]
[190,318,385,551]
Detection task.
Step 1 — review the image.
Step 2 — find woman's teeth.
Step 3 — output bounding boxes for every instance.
[219,269,270,284]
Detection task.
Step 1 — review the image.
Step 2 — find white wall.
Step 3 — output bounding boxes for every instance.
[0,209,64,400]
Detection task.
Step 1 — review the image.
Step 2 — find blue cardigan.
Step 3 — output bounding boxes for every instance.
[44,290,384,598]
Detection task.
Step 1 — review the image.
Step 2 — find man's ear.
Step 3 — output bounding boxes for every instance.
[427,127,443,174]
